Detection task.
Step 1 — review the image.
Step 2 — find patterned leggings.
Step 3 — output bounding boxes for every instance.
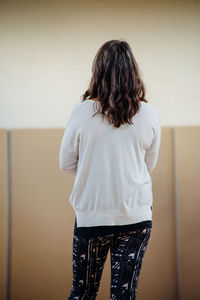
[67,226,152,300]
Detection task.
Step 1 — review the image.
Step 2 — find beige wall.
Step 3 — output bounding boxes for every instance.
[0,126,200,300]
[0,0,200,129]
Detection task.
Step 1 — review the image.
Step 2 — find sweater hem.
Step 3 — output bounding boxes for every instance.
[75,206,152,227]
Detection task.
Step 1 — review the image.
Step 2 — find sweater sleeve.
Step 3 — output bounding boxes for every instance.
[59,104,80,176]
[145,109,161,173]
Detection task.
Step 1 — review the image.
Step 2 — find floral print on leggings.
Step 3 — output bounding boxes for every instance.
[67,227,152,300]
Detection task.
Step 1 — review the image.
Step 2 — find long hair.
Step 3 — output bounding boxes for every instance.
[81,39,148,128]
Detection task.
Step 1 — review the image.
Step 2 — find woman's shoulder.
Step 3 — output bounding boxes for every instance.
[140,101,160,119]
[69,100,90,115]
[140,100,159,112]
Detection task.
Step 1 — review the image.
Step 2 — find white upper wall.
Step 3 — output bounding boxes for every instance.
[0,0,199,129]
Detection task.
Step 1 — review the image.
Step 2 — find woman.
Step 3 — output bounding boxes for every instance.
[59,39,161,300]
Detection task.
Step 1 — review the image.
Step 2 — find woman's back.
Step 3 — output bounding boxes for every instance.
[59,98,161,228]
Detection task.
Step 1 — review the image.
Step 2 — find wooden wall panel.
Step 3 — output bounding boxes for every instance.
[0,129,9,300]
[10,129,75,300]
[9,127,177,300]
[7,126,200,299]
[176,127,200,300]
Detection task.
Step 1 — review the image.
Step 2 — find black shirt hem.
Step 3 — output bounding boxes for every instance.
[74,216,152,237]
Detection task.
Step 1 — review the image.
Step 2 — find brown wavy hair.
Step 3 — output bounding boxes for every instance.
[81,39,148,128]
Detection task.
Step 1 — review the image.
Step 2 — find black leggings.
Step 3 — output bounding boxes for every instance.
[67,226,152,300]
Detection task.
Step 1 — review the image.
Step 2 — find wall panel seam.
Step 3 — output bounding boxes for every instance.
[173,127,181,300]
[6,130,11,300]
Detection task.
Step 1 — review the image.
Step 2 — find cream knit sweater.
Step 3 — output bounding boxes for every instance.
[59,100,161,227]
